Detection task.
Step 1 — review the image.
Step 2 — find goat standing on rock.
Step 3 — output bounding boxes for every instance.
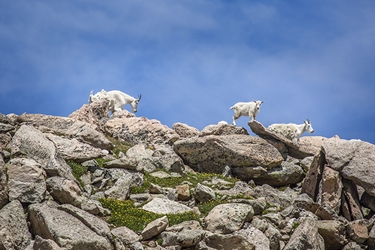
[89,89,142,114]
[267,119,314,145]
[230,100,264,126]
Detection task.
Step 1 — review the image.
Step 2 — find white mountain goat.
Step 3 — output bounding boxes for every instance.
[230,100,264,125]
[89,89,142,113]
[267,119,314,145]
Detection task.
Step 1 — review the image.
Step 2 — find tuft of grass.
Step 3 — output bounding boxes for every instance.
[95,158,110,168]
[168,211,200,226]
[66,161,87,187]
[198,200,227,217]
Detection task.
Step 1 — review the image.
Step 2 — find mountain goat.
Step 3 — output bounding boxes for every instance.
[267,119,314,145]
[89,89,142,113]
[230,100,264,126]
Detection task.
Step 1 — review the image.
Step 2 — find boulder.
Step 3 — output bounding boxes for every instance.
[320,166,342,213]
[111,226,140,246]
[46,134,106,162]
[7,125,75,180]
[200,123,249,136]
[0,155,8,209]
[142,197,192,214]
[104,116,180,145]
[7,158,46,203]
[160,220,205,248]
[33,235,62,250]
[141,216,169,240]
[172,122,200,138]
[317,220,347,250]
[173,134,283,180]
[0,200,32,250]
[28,201,113,250]
[15,113,113,150]
[204,203,254,234]
[283,218,325,250]
[204,232,255,250]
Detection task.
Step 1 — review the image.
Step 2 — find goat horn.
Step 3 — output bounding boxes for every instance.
[138,94,142,101]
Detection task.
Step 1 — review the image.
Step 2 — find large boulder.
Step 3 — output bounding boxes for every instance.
[0,200,32,250]
[15,113,113,150]
[104,116,180,145]
[200,123,249,137]
[7,158,47,203]
[7,125,75,180]
[28,201,113,250]
[173,134,283,180]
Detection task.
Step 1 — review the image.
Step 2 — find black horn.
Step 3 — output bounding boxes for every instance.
[138,94,142,101]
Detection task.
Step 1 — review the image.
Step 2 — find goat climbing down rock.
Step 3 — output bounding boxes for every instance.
[267,119,314,145]
[230,100,264,126]
[89,89,142,114]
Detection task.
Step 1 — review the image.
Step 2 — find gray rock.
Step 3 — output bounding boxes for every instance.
[0,200,32,250]
[142,197,192,215]
[0,155,8,209]
[194,183,216,203]
[29,201,113,250]
[7,158,46,203]
[161,220,205,247]
[283,218,325,250]
[7,125,75,180]
[141,216,169,240]
[172,122,200,138]
[200,123,249,136]
[33,235,62,250]
[204,203,254,234]
[235,227,270,250]
[204,232,255,250]
[111,226,140,246]
[317,220,347,250]
[173,134,283,179]
[46,176,82,206]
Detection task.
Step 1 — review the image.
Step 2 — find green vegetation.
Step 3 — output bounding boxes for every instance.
[107,137,133,157]
[66,161,87,187]
[197,200,227,217]
[99,199,200,232]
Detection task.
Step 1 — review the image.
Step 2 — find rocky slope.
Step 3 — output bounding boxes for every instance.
[1,99,375,249]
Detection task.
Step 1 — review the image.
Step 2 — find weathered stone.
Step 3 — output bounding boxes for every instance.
[235,227,270,250]
[172,122,200,138]
[321,166,342,213]
[360,192,375,212]
[368,222,375,249]
[111,226,140,246]
[347,219,368,244]
[317,220,347,249]
[0,200,32,250]
[104,116,180,145]
[104,175,133,200]
[142,197,192,214]
[0,133,11,152]
[265,224,282,250]
[29,201,113,250]
[141,216,169,240]
[33,235,62,250]
[200,123,249,136]
[46,134,106,162]
[204,232,255,250]
[283,218,325,250]
[7,125,75,180]
[204,203,254,234]
[194,183,216,203]
[161,220,205,247]
[0,155,8,209]
[68,99,111,131]
[252,160,305,187]
[301,151,325,200]
[173,134,283,179]
[342,178,363,220]
[15,113,114,150]
[253,184,297,208]
[7,158,46,203]
[46,176,82,206]
[176,184,190,201]
[103,157,138,170]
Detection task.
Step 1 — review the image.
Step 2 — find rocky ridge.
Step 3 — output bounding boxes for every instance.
[1,100,375,249]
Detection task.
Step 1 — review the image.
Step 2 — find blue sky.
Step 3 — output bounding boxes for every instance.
[1,1,375,144]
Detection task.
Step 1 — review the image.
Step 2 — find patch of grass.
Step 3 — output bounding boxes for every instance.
[100,198,163,232]
[95,158,110,168]
[198,200,227,217]
[66,161,87,187]
[107,137,134,157]
[168,211,200,226]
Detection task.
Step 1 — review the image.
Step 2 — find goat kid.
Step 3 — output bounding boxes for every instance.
[267,119,314,145]
[89,89,142,113]
[230,100,264,126]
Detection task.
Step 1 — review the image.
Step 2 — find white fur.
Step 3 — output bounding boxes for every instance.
[89,89,141,113]
[230,100,263,125]
[267,120,314,145]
